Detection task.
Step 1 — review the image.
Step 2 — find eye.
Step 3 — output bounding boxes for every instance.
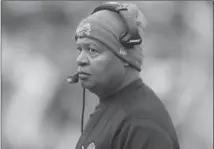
[88,48,99,55]
[77,46,82,54]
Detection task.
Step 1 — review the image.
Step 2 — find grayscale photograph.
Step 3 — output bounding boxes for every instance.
[2,1,213,149]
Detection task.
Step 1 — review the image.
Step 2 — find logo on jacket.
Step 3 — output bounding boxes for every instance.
[119,48,127,56]
[81,142,95,149]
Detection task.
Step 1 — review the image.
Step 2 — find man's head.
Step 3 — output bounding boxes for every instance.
[75,2,146,97]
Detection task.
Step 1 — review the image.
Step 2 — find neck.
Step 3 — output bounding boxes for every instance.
[95,70,140,101]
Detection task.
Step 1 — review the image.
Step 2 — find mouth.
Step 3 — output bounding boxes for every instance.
[78,72,91,80]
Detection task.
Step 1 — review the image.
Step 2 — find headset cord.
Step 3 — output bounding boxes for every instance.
[81,87,86,133]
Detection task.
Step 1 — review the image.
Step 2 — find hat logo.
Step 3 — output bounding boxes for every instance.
[76,23,91,38]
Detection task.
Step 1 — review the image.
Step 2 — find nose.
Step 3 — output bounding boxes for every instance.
[77,50,89,67]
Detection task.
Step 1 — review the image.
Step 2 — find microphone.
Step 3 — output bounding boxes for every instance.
[67,71,86,134]
[67,72,79,84]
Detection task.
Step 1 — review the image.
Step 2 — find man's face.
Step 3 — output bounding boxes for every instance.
[76,37,126,93]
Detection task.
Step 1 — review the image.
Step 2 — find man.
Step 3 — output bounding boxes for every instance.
[72,2,180,149]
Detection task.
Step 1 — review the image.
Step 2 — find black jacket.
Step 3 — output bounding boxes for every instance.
[75,78,180,149]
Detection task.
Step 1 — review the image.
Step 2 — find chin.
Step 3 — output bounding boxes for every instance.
[80,80,95,89]
[80,80,100,95]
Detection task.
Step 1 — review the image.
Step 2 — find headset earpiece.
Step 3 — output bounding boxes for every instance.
[91,2,142,49]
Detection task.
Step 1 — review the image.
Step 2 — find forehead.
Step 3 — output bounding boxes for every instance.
[76,37,104,48]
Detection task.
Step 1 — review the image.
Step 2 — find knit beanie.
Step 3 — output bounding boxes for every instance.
[75,2,147,71]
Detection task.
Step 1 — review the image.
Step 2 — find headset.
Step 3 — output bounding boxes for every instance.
[67,2,142,133]
[91,2,142,49]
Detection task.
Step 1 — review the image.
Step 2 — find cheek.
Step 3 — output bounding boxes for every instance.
[90,53,124,81]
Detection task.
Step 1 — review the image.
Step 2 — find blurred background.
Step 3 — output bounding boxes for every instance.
[2,1,213,149]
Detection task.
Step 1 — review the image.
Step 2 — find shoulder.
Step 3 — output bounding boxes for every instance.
[109,106,179,148]
[111,117,177,149]
[118,80,172,129]
[109,101,170,136]
[122,117,171,138]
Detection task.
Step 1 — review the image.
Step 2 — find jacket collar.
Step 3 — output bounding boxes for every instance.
[100,78,143,105]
